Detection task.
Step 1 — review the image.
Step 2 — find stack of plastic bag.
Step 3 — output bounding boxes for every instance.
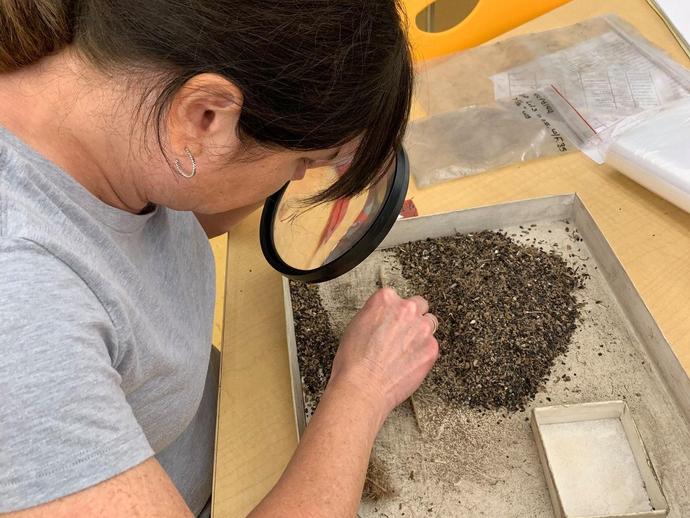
[582,97,690,213]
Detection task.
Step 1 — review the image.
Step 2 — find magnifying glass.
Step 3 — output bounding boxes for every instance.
[260,147,409,283]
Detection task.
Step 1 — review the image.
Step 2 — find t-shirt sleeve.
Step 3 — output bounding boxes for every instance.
[0,239,154,512]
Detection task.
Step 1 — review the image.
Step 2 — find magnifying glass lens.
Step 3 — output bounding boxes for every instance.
[273,160,394,271]
[260,148,408,283]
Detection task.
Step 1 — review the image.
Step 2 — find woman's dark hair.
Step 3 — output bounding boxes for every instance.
[0,0,413,202]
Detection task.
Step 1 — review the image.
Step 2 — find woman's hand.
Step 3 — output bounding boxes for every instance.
[252,287,438,517]
[329,287,440,422]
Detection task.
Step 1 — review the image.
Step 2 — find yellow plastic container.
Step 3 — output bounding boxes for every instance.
[405,0,571,61]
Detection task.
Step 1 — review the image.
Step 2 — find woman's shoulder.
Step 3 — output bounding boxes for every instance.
[0,235,108,308]
[0,236,114,346]
[0,132,160,239]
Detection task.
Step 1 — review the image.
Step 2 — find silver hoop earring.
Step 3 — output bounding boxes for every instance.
[174,147,197,178]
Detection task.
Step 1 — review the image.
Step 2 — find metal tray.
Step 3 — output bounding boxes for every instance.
[282,193,690,516]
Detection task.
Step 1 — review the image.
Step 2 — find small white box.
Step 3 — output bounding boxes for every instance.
[531,401,669,518]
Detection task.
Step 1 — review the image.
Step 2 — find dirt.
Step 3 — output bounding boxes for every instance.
[289,281,339,419]
[394,230,584,412]
[291,230,584,415]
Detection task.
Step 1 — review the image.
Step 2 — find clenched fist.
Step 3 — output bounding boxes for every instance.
[329,287,439,418]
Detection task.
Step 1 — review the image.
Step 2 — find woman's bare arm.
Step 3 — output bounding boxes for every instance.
[3,458,192,518]
[250,288,439,517]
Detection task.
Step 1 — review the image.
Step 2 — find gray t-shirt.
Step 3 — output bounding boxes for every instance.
[0,126,218,515]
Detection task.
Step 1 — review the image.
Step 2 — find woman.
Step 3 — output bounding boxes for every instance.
[0,1,439,516]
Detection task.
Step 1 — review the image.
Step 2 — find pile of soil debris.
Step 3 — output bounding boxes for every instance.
[289,281,339,416]
[291,229,584,415]
[394,230,583,411]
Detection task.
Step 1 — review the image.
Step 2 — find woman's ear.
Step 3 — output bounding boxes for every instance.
[167,73,243,158]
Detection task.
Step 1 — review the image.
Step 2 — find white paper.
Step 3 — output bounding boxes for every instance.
[491,31,689,132]
[540,418,652,516]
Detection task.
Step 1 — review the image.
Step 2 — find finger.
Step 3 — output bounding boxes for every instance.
[406,295,429,316]
[423,313,438,335]
[364,287,398,311]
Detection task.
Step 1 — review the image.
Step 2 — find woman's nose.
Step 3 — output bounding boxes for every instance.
[292,162,307,181]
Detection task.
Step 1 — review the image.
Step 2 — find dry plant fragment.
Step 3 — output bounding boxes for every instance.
[363,453,395,501]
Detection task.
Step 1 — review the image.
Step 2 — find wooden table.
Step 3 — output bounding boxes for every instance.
[212,1,690,515]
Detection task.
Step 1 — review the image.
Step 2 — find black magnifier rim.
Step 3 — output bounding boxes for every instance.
[260,147,409,283]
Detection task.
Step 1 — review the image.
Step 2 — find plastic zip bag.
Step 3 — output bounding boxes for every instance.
[406,87,595,188]
[489,15,690,132]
